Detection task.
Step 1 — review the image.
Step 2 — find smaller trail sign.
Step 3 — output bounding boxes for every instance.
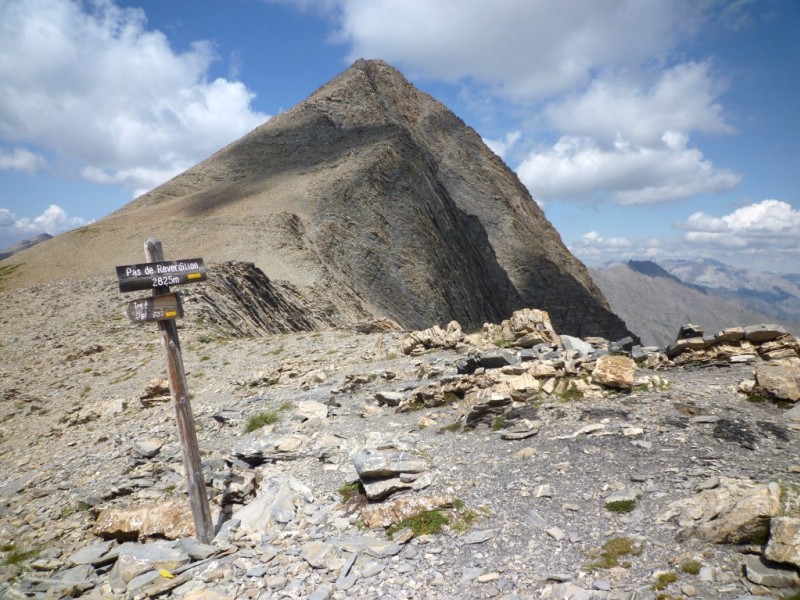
[116,258,206,293]
[127,292,183,323]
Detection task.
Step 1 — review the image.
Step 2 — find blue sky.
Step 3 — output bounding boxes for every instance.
[1,0,798,273]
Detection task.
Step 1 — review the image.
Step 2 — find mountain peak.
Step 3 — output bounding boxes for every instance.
[1,60,632,340]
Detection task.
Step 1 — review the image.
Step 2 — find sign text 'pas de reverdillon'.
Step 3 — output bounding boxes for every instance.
[115,258,207,293]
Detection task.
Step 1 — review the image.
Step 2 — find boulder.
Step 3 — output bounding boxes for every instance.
[458,390,512,428]
[352,450,427,479]
[744,324,787,343]
[401,321,463,355]
[764,517,800,569]
[658,477,781,544]
[94,499,194,541]
[591,355,636,390]
[360,495,456,529]
[755,362,800,402]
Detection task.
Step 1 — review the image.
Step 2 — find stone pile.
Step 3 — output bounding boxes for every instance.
[666,323,800,365]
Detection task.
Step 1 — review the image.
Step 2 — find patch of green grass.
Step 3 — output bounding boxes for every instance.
[440,421,462,433]
[244,411,281,433]
[588,537,641,571]
[745,393,766,403]
[605,499,636,513]
[450,508,480,533]
[387,510,449,539]
[0,263,24,288]
[493,337,513,348]
[443,391,460,404]
[268,345,284,356]
[80,384,91,399]
[200,355,211,362]
[653,571,678,591]
[2,545,38,566]
[491,416,506,431]
[384,352,399,360]
[407,400,426,412]
[556,383,583,401]
[680,560,701,575]
[197,334,215,344]
[338,481,363,502]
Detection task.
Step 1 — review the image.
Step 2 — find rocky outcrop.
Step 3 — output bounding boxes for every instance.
[186,261,323,336]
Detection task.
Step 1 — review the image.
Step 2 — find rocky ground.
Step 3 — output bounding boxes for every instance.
[1,275,800,599]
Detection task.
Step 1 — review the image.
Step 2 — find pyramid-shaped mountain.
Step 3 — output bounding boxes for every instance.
[2,59,631,339]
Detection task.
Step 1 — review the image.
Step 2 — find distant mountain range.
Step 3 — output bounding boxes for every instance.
[0,233,52,261]
[591,259,800,348]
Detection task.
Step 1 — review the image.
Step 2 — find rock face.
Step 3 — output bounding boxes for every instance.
[1,60,630,340]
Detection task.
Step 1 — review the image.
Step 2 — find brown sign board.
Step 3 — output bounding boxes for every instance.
[127,292,184,323]
[116,258,206,293]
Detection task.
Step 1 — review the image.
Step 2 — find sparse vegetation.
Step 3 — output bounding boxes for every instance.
[491,416,506,431]
[653,571,677,591]
[387,510,449,539]
[605,499,636,513]
[492,337,512,348]
[680,560,701,575]
[337,481,363,502]
[2,544,38,566]
[556,383,583,401]
[0,263,23,289]
[80,384,91,398]
[442,391,460,404]
[588,536,641,570]
[440,421,462,433]
[244,401,292,433]
[200,355,211,362]
[244,411,281,433]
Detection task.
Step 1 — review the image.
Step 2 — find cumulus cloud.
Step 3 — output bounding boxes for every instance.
[306,0,707,101]
[484,131,521,160]
[569,230,669,266]
[0,204,90,244]
[279,0,740,208]
[0,0,267,194]
[0,147,46,173]
[517,134,741,205]
[681,200,800,250]
[543,62,734,146]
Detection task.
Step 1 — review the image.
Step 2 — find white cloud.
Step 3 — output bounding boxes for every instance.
[0,204,90,244]
[0,147,46,173]
[313,0,708,102]
[543,62,734,146]
[484,131,521,160]
[681,200,800,249]
[284,0,740,209]
[517,134,741,205]
[0,0,267,195]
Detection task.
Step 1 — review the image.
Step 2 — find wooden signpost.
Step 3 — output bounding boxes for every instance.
[116,239,214,544]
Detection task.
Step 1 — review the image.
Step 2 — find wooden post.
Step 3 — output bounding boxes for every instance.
[144,238,214,544]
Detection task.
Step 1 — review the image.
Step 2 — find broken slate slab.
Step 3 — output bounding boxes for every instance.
[352,449,427,478]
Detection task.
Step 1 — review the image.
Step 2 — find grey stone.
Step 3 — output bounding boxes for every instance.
[352,449,427,478]
[561,335,593,357]
[463,529,496,544]
[374,391,404,407]
[756,363,800,402]
[743,324,787,343]
[478,350,520,369]
[133,437,164,458]
[245,564,267,577]
[308,586,332,600]
[765,517,800,568]
[743,555,800,587]
[67,541,115,566]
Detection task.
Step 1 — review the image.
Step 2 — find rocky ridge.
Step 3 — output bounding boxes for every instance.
[0,59,631,341]
[2,275,800,599]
